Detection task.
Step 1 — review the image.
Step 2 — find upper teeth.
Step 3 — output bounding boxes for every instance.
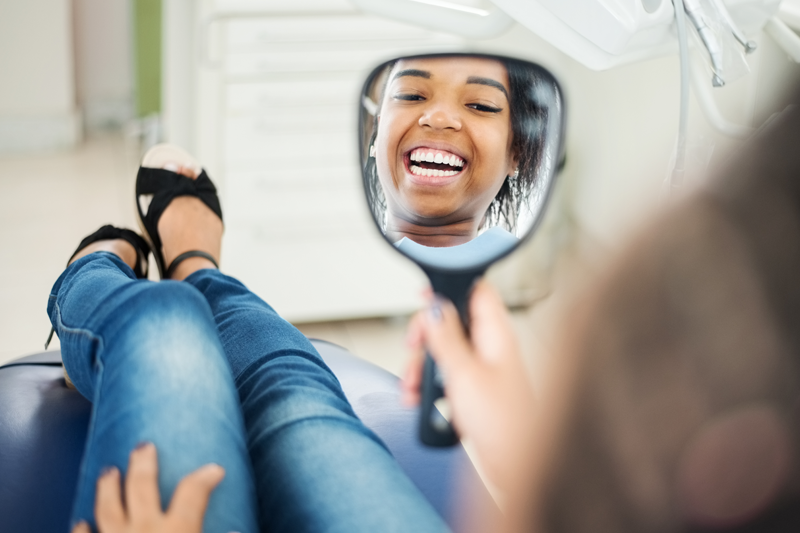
[409,149,464,168]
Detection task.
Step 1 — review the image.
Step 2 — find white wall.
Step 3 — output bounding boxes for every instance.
[562,31,800,254]
[73,0,134,131]
[0,0,80,153]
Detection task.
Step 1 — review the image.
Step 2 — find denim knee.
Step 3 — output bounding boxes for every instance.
[105,281,229,384]
[88,280,244,456]
[60,280,232,401]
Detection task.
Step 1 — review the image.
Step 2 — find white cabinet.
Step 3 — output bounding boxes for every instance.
[164,0,463,321]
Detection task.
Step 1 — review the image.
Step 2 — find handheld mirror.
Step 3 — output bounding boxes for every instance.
[359,53,565,446]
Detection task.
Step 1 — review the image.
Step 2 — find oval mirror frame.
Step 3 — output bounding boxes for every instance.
[358,52,566,275]
[357,53,566,447]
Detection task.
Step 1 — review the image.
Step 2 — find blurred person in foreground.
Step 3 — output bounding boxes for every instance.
[406,84,800,532]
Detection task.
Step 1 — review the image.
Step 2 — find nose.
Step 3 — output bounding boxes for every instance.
[418,101,462,131]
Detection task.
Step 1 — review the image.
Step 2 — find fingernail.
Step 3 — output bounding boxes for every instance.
[429,298,443,322]
[100,466,117,477]
[134,441,152,451]
[210,464,226,476]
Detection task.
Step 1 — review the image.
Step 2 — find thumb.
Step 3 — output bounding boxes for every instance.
[168,464,225,527]
[422,295,474,380]
[469,279,519,363]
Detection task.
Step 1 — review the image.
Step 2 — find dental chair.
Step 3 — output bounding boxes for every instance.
[0,340,497,533]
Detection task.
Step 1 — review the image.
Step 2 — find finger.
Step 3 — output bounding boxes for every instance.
[125,442,162,521]
[419,285,433,300]
[421,295,474,379]
[401,343,425,406]
[168,464,225,529]
[405,310,426,351]
[71,521,91,533]
[95,467,126,531]
[469,280,520,363]
[402,312,428,406]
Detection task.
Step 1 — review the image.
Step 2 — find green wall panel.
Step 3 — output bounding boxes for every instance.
[134,0,161,117]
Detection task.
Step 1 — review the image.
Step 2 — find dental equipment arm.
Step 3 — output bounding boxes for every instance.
[668,0,691,192]
[683,0,726,86]
[690,59,754,138]
[708,0,757,53]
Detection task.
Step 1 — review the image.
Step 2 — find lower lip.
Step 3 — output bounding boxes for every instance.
[404,156,464,187]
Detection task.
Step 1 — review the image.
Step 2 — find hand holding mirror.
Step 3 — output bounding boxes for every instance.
[359,53,565,446]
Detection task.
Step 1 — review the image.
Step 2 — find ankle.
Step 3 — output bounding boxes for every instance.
[157,195,223,276]
[69,239,137,270]
[169,256,218,281]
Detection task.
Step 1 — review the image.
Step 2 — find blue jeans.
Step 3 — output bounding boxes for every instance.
[48,252,448,533]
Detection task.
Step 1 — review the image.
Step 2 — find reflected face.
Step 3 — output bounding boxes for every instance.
[374,57,517,236]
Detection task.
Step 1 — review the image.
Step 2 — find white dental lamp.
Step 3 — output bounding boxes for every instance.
[349,0,795,73]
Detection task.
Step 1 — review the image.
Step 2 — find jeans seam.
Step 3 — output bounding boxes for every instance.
[52,299,106,349]
[53,296,111,528]
[70,357,105,528]
[70,355,106,528]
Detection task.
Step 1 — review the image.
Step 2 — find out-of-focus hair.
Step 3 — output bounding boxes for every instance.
[534,90,800,533]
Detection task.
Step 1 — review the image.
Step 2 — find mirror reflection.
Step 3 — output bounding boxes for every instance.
[360,54,564,270]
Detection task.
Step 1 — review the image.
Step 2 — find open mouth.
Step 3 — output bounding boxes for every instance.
[405,147,465,178]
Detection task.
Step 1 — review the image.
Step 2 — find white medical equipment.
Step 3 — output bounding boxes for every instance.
[352,0,800,189]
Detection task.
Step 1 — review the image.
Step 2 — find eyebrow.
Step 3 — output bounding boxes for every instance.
[392,69,431,80]
[390,69,509,99]
[466,76,509,99]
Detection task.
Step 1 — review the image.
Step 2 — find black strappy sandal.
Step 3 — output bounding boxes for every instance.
[46,225,151,350]
[68,225,151,278]
[136,166,223,279]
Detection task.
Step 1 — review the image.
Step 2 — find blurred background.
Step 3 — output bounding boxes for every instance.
[2,0,800,374]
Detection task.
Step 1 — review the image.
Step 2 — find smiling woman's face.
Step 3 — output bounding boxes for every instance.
[374,57,516,240]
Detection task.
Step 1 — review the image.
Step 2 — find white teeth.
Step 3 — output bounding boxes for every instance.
[409,164,460,178]
[408,149,465,169]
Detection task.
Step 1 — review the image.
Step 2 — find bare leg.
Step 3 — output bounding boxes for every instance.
[140,146,223,281]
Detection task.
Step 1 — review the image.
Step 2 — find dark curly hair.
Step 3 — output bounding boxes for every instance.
[362,55,554,235]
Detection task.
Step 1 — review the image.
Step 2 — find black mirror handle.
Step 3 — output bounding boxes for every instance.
[419,353,458,446]
[418,268,485,447]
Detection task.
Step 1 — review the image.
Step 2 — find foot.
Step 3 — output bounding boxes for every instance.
[68,239,138,269]
[142,144,223,281]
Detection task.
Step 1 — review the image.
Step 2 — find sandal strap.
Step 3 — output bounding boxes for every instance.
[68,225,150,279]
[165,251,219,279]
[136,168,223,278]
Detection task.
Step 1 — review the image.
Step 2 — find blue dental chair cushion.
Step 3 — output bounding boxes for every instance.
[0,340,497,533]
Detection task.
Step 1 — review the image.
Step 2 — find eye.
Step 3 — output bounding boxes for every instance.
[467,103,502,113]
[393,93,425,102]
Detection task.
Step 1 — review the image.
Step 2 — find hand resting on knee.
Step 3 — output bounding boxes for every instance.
[71,444,224,533]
